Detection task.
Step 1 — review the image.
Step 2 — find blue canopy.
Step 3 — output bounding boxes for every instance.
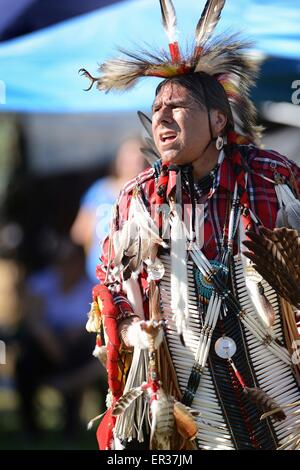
[0,0,123,41]
[0,0,299,112]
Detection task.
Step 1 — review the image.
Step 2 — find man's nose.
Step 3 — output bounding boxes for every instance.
[156,105,173,124]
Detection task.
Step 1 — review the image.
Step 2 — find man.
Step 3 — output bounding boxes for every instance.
[83,0,300,450]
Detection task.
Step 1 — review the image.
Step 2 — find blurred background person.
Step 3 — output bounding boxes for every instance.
[15,237,106,437]
[71,138,146,283]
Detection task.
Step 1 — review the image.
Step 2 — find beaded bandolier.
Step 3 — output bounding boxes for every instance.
[83,0,300,450]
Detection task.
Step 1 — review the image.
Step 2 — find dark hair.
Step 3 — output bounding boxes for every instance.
[155,72,234,133]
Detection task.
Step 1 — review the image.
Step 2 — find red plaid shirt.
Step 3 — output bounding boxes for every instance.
[96,145,300,317]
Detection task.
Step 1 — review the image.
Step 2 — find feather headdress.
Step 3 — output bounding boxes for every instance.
[80,0,261,142]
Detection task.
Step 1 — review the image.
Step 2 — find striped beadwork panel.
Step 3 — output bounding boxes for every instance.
[232,255,300,447]
[160,254,235,450]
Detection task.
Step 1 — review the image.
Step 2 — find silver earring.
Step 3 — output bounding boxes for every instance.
[216,135,224,150]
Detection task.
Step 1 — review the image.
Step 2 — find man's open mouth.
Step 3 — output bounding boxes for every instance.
[160,132,177,144]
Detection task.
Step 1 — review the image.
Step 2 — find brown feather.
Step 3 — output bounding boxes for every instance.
[243,227,300,307]
[150,390,174,450]
[112,386,144,416]
[243,386,286,422]
[195,0,226,47]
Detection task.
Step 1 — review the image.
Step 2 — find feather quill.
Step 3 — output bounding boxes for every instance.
[195,0,226,47]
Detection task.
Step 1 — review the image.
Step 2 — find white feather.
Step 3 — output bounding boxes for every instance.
[275,184,300,233]
[127,321,164,349]
[159,0,177,44]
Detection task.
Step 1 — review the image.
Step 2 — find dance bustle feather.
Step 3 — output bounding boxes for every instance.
[113,190,166,280]
[243,227,300,308]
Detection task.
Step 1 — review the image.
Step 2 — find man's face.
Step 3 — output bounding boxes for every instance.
[152,82,210,166]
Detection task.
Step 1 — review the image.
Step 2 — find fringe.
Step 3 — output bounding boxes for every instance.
[114,347,149,443]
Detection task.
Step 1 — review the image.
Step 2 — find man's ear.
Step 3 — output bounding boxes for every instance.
[212,110,227,135]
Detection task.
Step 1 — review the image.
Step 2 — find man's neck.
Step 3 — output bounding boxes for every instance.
[192,146,219,181]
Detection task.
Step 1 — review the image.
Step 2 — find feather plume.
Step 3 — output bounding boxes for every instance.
[243,227,300,308]
[113,191,165,279]
[195,0,226,47]
[80,22,261,142]
[85,301,101,333]
[80,48,184,93]
[92,344,107,366]
[112,386,145,416]
[127,320,164,350]
[150,389,174,450]
[243,386,286,422]
[137,111,153,138]
[159,0,177,44]
[194,35,262,142]
[276,199,300,235]
[137,111,160,165]
[244,258,277,329]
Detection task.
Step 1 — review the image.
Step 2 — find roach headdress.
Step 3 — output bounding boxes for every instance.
[80,0,261,143]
